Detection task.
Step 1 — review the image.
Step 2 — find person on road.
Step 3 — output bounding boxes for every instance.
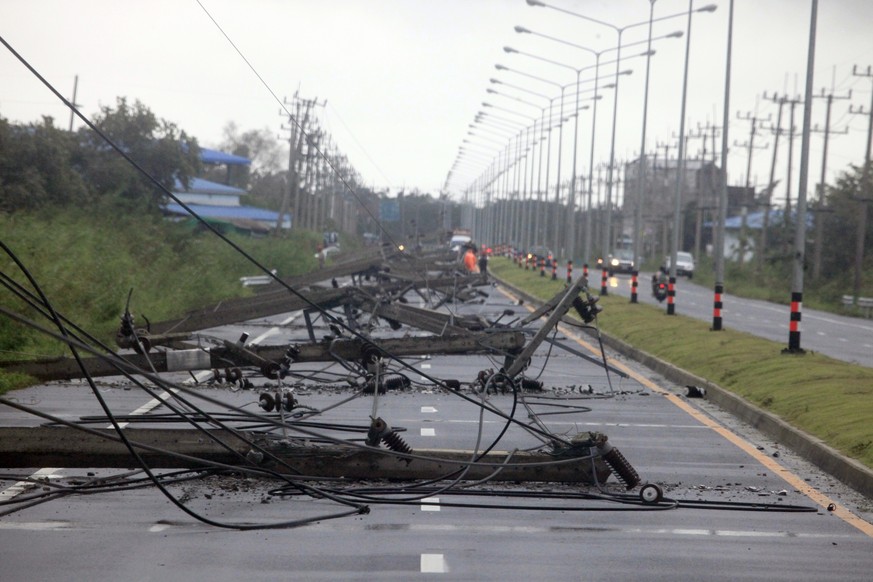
[478,252,488,276]
[463,245,479,273]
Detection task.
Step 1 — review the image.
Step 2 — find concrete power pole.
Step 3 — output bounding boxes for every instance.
[735,111,769,266]
[849,65,873,302]
[810,87,850,279]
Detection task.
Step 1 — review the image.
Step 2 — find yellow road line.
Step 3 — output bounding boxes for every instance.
[497,284,873,538]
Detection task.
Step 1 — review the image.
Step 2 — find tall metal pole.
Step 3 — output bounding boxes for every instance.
[633,0,657,303]
[584,54,602,266]
[668,0,695,316]
[785,0,818,354]
[712,0,733,331]
[552,86,567,257]
[601,31,624,262]
[566,69,583,262]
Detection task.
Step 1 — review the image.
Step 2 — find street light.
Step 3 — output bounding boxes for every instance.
[514,26,679,264]
[488,81,560,249]
[499,51,635,259]
[526,0,715,266]
[485,88,553,249]
[495,62,568,255]
[474,107,537,248]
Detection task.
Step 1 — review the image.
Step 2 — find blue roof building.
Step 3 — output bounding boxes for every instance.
[163,147,291,233]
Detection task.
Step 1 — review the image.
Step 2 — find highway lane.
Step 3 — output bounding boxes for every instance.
[1,280,872,580]
[553,264,873,367]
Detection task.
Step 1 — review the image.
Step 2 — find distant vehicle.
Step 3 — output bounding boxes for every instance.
[607,249,635,275]
[652,269,668,302]
[665,251,695,278]
[527,246,554,267]
[449,233,472,251]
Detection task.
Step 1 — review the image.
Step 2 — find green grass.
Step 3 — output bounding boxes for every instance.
[491,257,873,470]
[0,209,334,393]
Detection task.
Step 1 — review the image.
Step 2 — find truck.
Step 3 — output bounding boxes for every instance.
[448,229,472,251]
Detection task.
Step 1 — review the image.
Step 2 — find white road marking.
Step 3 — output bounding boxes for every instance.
[421,363,431,369]
[421,553,447,573]
[421,406,438,413]
[149,524,171,533]
[421,497,440,512]
[0,521,76,531]
[0,468,61,501]
[248,312,300,346]
[420,428,436,436]
[110,389,178,429]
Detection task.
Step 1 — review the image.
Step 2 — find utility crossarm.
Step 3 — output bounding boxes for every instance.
[503,276,592,378]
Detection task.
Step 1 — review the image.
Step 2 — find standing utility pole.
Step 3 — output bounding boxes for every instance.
[849,65,873,302]
[68,75,81,132]
[712,0,734,332]
[758,94,788,271]
[784,0,817,355]
[734,111,769,266]
[810,87,850,279]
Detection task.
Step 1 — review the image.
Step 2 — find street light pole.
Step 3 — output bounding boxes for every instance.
[526,0,716,266]
[515,26,683,266]
[667,0,696,316]
[785,0,818,354]
[713,0,734,331]
[632,0,657,303]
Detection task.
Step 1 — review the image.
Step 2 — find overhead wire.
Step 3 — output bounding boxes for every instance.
[0,10,822,524]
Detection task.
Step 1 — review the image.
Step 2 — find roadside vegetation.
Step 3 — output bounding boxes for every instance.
[491,257,873,471]
[0,209,324,393]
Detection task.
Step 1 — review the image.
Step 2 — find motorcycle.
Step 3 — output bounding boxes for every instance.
[651,270,668,303]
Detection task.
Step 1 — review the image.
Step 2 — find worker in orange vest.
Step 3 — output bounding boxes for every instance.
[463,245,479,273]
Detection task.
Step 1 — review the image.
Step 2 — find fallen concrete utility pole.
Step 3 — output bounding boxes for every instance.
[146,274,485,337]
[1,332,526,381]
[504,276,592,378]
[0,426,612,484]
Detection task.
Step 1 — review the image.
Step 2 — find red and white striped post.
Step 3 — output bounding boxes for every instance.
[786,291,804,353]
[600,268,608,296]
[630,270,639,303]
[566,260,573,284]
[712,283,724,330]
[667,277,676,315]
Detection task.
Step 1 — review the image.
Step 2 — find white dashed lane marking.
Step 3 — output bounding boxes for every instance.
[421,497,440,512]
[421,554,447,573]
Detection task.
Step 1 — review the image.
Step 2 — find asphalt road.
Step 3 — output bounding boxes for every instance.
[547,264,873,368]
[1,279,872,580]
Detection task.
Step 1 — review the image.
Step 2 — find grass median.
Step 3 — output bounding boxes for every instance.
[491,256,873,471]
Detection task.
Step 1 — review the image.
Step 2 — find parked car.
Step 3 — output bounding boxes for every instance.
[607,249,635,275]
[665,251,695,278]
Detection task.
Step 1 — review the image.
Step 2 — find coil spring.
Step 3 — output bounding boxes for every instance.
[383,375,410,391]
[602,447,641,490]
[382,431,413,456]
[520,378,543,391]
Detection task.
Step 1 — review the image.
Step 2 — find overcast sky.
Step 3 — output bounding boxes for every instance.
[2,0,873,203]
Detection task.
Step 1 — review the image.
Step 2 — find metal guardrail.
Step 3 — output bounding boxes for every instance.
[841,295,873,318]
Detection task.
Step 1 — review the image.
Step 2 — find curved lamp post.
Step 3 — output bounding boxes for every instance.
[526,0,715,266]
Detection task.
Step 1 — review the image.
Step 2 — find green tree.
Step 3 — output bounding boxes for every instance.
[76,97,201,213]
[0,115,88,211]
[821,164,873,279]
